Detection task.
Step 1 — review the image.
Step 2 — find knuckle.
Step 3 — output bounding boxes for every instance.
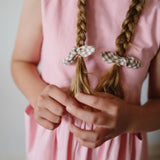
[35,106,42,115]
[46,84,55,91]
[91,113,106,125]
[34,113,40,123]
[94,133,100,141]
[34,108,43,121]
[91,113,102,124]
[37,95,45,106]
[91,114,99,124]
[34,113,41,123]
[45,84,58,94]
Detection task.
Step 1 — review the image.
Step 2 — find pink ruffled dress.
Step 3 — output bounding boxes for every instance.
[25,0,160,159]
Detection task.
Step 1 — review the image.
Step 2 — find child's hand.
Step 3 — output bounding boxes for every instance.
[66,92,138,148]
[34,85,79,130]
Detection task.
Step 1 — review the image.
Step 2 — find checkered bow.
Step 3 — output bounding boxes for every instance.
[62,45,95,65]
[101,51,141,69]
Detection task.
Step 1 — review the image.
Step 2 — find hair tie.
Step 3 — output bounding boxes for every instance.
[62,45,95,65]
[101,51,142,69]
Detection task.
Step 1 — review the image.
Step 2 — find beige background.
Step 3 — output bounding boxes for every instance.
[0,0,159,159]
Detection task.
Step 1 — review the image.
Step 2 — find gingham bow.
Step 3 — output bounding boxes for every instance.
[101,51,141,69]
[62,45,95,65]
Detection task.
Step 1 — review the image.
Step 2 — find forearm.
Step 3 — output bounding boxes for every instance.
[11,60,48,108]
[130,98,160,133]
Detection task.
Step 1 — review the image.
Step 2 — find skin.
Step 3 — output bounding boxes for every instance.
[11,0,160,148]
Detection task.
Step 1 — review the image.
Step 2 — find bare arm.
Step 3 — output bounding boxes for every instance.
[11,0,80,130]
[132,48,160,132]
[11,0,46,108]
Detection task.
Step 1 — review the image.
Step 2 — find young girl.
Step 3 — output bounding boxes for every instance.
[11,0,160,159]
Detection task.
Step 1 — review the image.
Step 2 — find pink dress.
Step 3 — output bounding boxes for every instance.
[25,0,160,159]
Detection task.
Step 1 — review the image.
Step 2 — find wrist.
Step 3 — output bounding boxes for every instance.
[28,83,48,108]
[127,104,143,133]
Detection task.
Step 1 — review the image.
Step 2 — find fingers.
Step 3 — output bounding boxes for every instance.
[38,108,61,124]
[69,125,100,142]
[74,137,105,149]
[45,85,80,108]
[66,104,111,125]
[75,136,112,149]
[75,92,115,111]
[37,95,65,116]
[69,124,113,148]
[69,125,110,142]
[35,84,81,130]
[35,93,63,130]
[34,106,61,125]
[36,117,58,130]
[75,92,105,110]
[34,107,60,130]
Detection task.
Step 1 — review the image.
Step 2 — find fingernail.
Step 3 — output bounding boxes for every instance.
[75,92,81,98]
[66,106,72,112]
[67,104,75,111]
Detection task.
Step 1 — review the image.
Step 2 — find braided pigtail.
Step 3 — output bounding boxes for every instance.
[69,0,93,96]
[95,0,145,98]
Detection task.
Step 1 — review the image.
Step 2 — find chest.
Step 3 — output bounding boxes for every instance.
[40,0,159,99]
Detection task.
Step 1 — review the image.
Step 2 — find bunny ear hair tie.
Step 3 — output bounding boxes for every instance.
[101,51,142,69]
[62,45,95,65]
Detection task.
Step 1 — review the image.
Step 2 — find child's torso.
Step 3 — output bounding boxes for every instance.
[40,0,160,105]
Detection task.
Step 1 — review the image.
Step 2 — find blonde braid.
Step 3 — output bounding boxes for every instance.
[96,0,145,98]
[76,0,86,47]
[116,0,145,56]
[70,0,93,96]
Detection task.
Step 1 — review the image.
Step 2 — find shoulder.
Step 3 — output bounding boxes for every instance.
[151,0,160,5]
[144,0,160,10]
[141,0,160,12]
[146,0,160,5]
[136,0,160,21]
[140,0,160,54]
[141,0,160,27]
[142,0,160,29]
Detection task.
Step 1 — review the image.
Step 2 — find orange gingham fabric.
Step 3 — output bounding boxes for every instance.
[62,46,95,65]
[101,51,142,69]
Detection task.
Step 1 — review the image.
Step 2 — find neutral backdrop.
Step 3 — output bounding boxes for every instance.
[0,0,160,160]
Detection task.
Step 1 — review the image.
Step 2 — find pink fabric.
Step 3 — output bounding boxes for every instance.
[25,0,160,159]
